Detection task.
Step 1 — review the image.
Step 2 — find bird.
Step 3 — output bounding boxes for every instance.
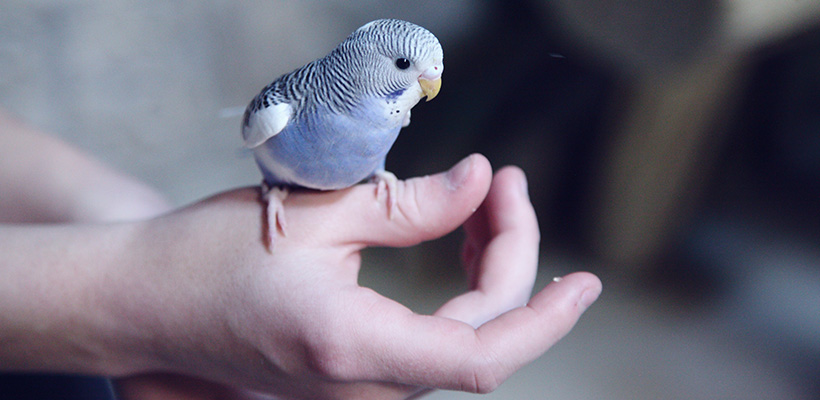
[241,19,443,246]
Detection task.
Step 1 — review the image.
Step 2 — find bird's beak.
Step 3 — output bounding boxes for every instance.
[419,64,443,101]
[419,76,441,101]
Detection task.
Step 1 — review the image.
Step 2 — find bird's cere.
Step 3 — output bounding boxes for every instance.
[419,64,443,101]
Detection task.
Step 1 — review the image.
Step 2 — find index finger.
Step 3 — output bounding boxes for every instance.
[436,166,541,327]
[283,154,493,247]
[320,271,602,393]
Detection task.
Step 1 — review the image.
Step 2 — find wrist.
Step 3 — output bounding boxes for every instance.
[90,217,198,377]
[96,212,245,380]
[0,222,143,375]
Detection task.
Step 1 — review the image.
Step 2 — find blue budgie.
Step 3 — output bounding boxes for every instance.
[242,19,443,243]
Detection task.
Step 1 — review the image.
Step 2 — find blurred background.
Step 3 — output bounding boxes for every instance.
[2,1,819,398]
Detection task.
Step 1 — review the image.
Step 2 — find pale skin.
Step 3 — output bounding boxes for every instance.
[0,110,171,224]
[0,111,602,399]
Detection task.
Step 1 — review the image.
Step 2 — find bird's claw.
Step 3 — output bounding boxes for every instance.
[374,170,398,219]
[262,183,289,251]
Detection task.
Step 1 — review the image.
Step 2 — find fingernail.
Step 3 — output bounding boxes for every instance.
[520,172,530,200]
[446,155,474,190]
[579,287,602,311]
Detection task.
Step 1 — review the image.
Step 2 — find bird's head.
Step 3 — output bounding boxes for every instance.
[338,19,444,103]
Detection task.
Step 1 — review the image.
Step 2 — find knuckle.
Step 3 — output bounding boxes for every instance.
[308,345,353,380]
[393,178,427,230]
[458,350,505,394]
[304,332,358,380]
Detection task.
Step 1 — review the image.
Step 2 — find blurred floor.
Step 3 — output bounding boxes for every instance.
[2,1,818,399]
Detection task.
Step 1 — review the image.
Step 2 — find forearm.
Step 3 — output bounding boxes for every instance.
[0,109,170,223]
[0,222,144,376]
[0,110,88,222]
[0,189,265,386]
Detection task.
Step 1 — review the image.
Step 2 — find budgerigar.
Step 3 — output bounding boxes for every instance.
[241,19,443,244]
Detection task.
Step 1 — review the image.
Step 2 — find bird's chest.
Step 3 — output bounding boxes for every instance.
[309,98,404,158]
[255,97,411,189]
[296,89,419,153]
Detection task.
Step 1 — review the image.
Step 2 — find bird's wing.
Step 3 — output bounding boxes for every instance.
[242,101,294,148]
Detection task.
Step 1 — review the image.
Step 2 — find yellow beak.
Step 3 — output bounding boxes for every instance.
[419,76,442,102]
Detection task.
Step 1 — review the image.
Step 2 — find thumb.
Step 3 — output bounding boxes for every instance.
[284,154,492,247]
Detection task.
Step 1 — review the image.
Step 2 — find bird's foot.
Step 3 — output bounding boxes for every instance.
[373,170,398,219]
[261,182,289,251]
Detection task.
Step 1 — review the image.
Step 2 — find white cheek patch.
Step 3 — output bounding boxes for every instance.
[377,81,424,127]
[402,109,411,127]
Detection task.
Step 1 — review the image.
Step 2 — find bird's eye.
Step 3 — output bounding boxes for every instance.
[395,58,411,70]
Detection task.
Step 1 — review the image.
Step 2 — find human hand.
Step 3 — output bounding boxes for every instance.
[111,154,601,399]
